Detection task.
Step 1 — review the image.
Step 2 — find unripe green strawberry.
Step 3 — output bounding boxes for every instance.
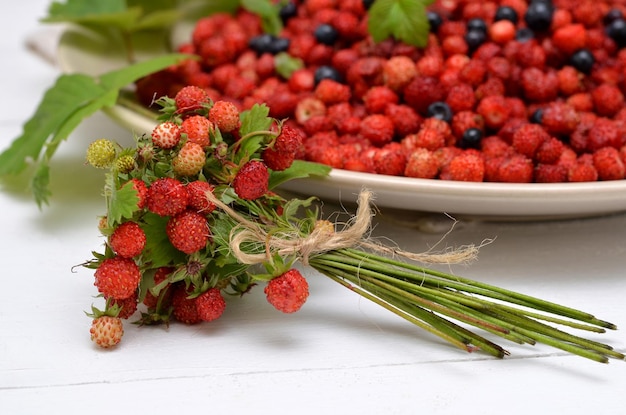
[86,139,117,169]
[151,121,181,149]
[173,142,206,177]
[264,269,309,313]
[115,154,135,173]
[90,316,124,348]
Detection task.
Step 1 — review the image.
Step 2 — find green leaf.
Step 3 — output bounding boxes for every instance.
[269,160,332,189]
[239,104,273,137]
[367,0,434,47]
[274,52,304,79]
[241,0,282,35]
[142,212,187,268]
[46,0,127,17]
[0,53,191,205]
[107,176,140,226]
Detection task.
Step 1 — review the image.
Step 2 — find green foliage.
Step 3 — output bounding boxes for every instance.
[0,54,191,206]
[368,0,435,47]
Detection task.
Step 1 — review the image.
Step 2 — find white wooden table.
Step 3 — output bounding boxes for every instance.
[1,2,625,414]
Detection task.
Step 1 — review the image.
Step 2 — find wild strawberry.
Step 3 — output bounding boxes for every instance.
[166,210,211,254]
[489,20,516,45]
[593,147,625,180]
[186,180,216,214]
[208,100,241,132]
[552,24,587,55]
[591,83,625,118]
[315,79,351,104]
[480,135,512,159]
[495,154,534,183]
[294,97,326,124]
[181,115,212,147]
[445,82,476,113]
[363,86,399,114]
[175,85,211,114]
[195,288,226,322]
[264,269,309,313]
[94,257,141,300]
[404,148,440,179]
[534,163,568,183]
[535,137,566,165]
[90,316,124,348]
[360,114,395,146]
[373,145,407,176]
[512,124,550,159]
[151,121,182,149]
[173,142,206,177]
[109,221,146,258]
[476,95,510,130]
[262,147,296,171]
[146,177,189,217]
[587,117,621,152]
[383,55,418,91]
[86,139,117,169]
[557,66,584,96]
[233,160,269,200]
[384,103,422,137]
[403,76,446,115]
[402,128,446,152]
[171,284,201,325]
[568,159,599,182]
[447,152,485,182]
[451,111,484,141]
[541,101,579,136]
[115,155,135,173]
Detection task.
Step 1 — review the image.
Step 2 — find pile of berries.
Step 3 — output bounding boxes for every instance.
[135,0,626,183]
[85,87,318,348]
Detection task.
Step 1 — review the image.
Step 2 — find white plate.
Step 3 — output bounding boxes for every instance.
[56,25,626,220]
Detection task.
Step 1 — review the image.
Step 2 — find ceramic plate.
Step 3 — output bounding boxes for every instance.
[56,25,626,220]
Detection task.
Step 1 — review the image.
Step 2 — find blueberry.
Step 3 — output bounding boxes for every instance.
[467,18,487,33]
[314,24,339,45]
[268,37,290,54]
[524,1,554,32]
[314,66,342,84]
[494,6,519,24]
[606,18,626,48]
[570,48,595,74]
[530,108,543,124]
[248,34,275,54]
[465,29,487,51]
[460,128,483,149]
[515,27,535,42]
[427,11,443,33]
[603,8,624,25]
[426,102,453,123]
[279,1,297,23]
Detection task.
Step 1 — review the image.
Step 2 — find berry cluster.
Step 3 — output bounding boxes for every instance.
[85,87,316,348]
[82,88,622,363]
[135,0,626,183]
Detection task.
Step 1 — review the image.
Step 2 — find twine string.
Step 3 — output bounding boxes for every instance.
[204,189,480,266]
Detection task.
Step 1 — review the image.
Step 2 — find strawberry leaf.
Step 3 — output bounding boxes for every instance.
[274,52,304,79]
[240,0,282,35]
[141,212,187,268]
[106,175,139,226]
[367,0,434,47]
[268,160,331,189]
[239,104,273,137]
[0,53,191,206]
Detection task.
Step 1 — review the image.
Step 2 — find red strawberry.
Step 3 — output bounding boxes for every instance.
[186,180,216,214]
[171,284,201,325]
[181,115,213,147]
[264,269,309,313]
[208,100,240,133]
[146,178,189,217]
[90,316,124,348]
[94,257,141,300]
[109,221,146,258]
[106,293,138,319]
[173,142,206,177]
[195,288,226,322]
[232,160,269,200]
[151,121,181,149]
[122,178,148,209]
[166,210,211,254]
[175,85,210,114]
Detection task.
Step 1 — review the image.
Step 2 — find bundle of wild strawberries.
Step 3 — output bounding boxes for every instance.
[83,86,623,363]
